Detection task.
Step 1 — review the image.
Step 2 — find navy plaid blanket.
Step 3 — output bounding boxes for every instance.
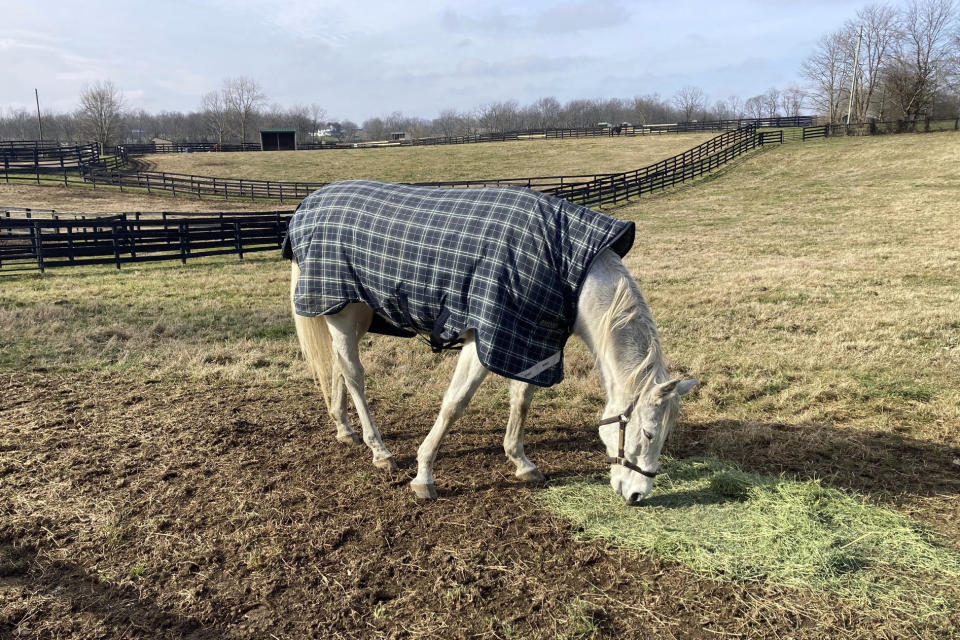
[283,180,634,386]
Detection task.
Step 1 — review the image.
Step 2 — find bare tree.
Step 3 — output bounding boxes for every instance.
[781,86,807,117]
[672,86,707,121]
[309,103,327,137]
[223,76,266,144]
[711,99,731,120]
[201,90,230,145]
[744,95,765,119]
[849,4,901,120]
[433,108,464,137]
[727,95,745,119]
[77,80,125,150]
[340,120,360,141]
[885,0,956,120]
[477,100,522,132]
[529,96,562,129]
[361,117,387,141]
[801,30,853,122]
[761,87,782,117]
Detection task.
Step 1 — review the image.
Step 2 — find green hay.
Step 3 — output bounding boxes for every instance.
[541,458,960,623]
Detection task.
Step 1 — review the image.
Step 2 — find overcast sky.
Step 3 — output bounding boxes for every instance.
[3,0,870,122]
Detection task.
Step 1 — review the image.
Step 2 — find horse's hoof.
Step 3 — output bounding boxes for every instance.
[410,483,437,500]
[374,456,398,472]
[517,469,546,484]
[336,432,362,446]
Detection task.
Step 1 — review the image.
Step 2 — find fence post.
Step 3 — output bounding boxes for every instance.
[127,219,137,260]
[32,222,45,273]
[111,222,122,270]
[179,222,188,264]
[234,221,243,260]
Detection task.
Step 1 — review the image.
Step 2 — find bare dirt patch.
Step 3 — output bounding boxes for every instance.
[1,372,908,640]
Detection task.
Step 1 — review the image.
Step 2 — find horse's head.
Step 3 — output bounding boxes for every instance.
[599,378,697,505]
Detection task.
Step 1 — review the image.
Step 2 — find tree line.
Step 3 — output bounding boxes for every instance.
[802,0,959,122]
[1,0,957,146]
[0,87,817,147]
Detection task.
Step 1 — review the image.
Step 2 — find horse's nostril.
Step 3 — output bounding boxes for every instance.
[627,492,642,505]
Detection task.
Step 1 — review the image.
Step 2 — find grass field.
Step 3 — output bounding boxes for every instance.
[2,131,959,638]
[135,133,715,183]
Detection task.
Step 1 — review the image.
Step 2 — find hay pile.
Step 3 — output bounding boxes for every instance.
[541,458,960,623]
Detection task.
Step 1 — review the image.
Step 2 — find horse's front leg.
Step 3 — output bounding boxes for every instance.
[411,333,488,500]
[326,310,396,471]
[504,380,544,483]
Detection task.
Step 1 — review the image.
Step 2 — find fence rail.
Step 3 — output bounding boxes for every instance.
[1,143,100,174]
[0,210,291,272]
[77,167,326,202]
[542,127,778,207]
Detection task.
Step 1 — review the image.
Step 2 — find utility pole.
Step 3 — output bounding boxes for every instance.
[35,89,43,140]
[846,25,863,125]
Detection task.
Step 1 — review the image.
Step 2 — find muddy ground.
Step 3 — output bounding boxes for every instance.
[3,370,950,640]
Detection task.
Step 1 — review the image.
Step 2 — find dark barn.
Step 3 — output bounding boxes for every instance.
[260,129,297,151]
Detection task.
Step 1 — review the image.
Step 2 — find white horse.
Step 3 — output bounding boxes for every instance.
[290,248,696,504]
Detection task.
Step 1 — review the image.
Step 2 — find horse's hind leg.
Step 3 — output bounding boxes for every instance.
[331,361,361,445]
[504,380,545,483]
[326,306,396,470]
[411,333,488,500]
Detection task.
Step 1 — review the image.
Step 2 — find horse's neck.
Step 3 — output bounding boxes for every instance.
[574,251,664,411]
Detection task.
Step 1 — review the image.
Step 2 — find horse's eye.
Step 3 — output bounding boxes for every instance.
[642,429,654,441]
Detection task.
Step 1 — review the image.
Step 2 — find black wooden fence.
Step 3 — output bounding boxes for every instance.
[0,210,292,273]
[77,167,326,202]
[544,129,783,207]
[2,126,777,205]
[826,118,960,136]
[1,142,100,175]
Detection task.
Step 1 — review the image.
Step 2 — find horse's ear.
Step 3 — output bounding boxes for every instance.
[654,378,698,398]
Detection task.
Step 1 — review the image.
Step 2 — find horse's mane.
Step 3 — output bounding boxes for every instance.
[595,257,678,426]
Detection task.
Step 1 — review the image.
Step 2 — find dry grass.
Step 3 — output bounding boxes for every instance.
[137,133,715,183]
[0,183,278,212]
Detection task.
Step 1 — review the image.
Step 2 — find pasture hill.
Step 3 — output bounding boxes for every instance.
[1,130,959,639]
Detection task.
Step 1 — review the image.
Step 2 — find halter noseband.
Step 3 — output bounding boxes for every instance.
[598,397,659,479]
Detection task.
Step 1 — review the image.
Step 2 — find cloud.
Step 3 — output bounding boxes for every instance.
[442,1,628,36]
[534,0,629,33]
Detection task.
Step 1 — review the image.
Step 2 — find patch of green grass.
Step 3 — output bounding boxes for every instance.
[541,458,960,624]
[560,599,601,640]
[852,372,934,403]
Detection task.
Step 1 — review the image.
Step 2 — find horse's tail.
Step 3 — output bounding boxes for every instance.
[291,260,334,414]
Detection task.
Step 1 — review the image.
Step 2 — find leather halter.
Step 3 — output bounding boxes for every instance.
[598,397,659,479]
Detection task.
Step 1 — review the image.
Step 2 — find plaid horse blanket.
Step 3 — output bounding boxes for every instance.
[283,180,634,386]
